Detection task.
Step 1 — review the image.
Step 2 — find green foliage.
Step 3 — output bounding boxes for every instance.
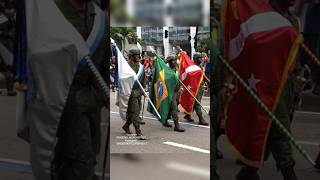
[110,27,145,50]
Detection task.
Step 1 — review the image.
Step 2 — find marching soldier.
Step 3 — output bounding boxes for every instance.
[184,52,209,126]
[163,55,185,132]
[236,1,301,179]
[122,47,146,140]
[51,0,108,179]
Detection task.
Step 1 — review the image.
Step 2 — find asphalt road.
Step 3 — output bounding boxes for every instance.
[110,91,211,154]
[0,87,318,180]
[110,154,210,180]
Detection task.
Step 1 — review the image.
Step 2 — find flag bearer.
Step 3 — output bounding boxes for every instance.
[184,52,209,126]
[51,0,107,179]
[164,55,185,132]
[236,1,300,179]
[122,47,146,140]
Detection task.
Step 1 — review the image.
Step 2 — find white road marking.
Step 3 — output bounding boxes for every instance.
[110,111,210,129]
[166,161,210,178]
[295,111,320,116]
[163,141,210,154]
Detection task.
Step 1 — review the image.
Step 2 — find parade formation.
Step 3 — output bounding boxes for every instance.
[0,0,319,180]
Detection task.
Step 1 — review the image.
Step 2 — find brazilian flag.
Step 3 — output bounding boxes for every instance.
[148,55,177,124]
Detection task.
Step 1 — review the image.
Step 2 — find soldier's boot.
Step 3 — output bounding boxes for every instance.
[196,109,209,126]
[134,125,146,140]
[280,166,298,180]
[173,116,185,132]
[315,150,320,170]
[139,117,146,125]
[122,121,132,134]
[163,121,172,127]
[236,166,260,180]
[184,114,194,122]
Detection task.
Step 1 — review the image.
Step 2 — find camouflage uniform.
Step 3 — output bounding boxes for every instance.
[237,1,300,180]
[237,76,297,180]
[51,1,107,180]
[265,1,300,176]
[184,52,209,126]
[122,48,146,139]
[164,55,185,132]
[265,75,296,169]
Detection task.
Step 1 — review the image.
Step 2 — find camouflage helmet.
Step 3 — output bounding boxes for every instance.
[165,54,177,63]
[128,47,141,57]
[145,50,154,57]
[193,52,202,61]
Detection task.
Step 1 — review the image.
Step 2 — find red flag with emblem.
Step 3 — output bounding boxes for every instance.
[222,0,303,167]
[178,51,204,114]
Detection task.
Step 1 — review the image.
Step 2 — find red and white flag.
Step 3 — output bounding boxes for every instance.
[178,51,204,114]
[222,0,303,167]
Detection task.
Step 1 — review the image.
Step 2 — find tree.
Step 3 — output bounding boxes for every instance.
[110,27,144,51]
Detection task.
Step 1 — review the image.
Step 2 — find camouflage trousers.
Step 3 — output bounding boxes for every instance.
[167,93,179,122]
[264,118,295,170]
[193,88,204,115]
[264,79,295,170]
[126,94,142,127]
[166,86,180,122]
[51,109,101,180]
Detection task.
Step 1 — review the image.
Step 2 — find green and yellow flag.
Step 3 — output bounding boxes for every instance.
[148,55,177,124]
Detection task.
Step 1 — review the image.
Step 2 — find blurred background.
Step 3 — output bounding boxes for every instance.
[111,0,210,26]
[111,154,210,180]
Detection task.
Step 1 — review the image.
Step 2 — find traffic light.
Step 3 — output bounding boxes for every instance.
[164,30,169,38]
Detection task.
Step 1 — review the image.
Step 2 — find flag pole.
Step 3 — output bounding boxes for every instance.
[141,95,146,121]
[301,43,320,67]
[135,79,162,120]
[203,73,211,84]
[178,78,209,114]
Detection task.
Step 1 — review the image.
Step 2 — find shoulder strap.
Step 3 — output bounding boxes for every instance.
[86,3,105,55]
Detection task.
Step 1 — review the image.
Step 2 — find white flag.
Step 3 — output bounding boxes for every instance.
[17,0,103,179]
[112,40,137,120]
